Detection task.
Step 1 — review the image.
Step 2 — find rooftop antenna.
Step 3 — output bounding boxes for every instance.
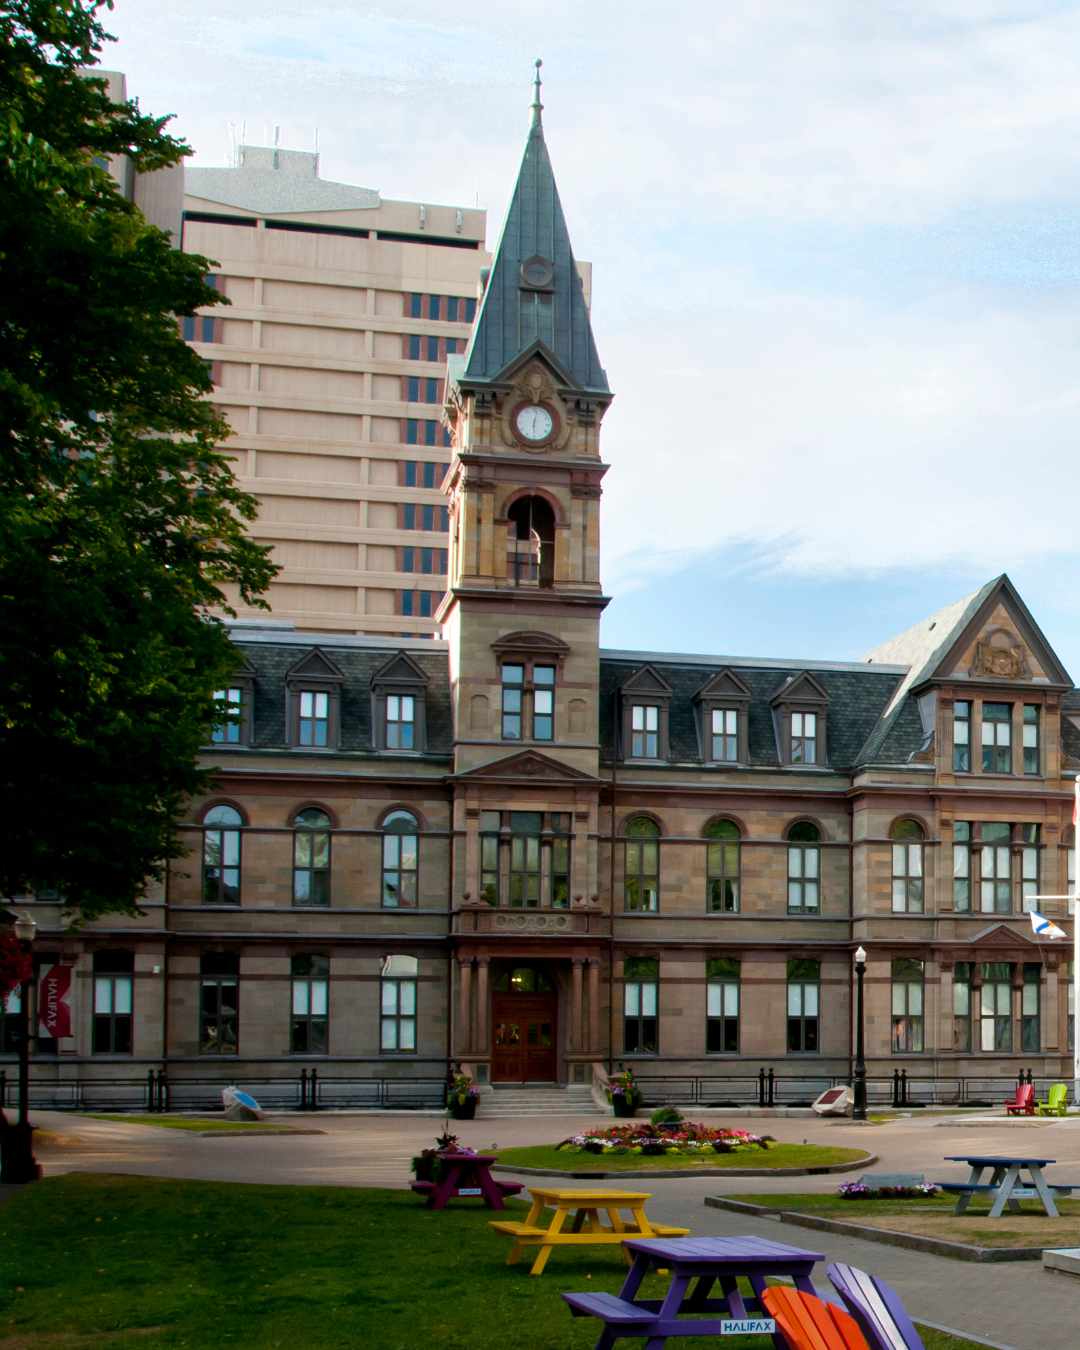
[530,57,543,129]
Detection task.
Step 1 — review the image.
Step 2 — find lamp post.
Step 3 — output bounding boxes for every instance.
[852,945,868,1122]
[1,912,39,1184]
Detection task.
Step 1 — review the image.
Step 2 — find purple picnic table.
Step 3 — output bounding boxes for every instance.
[563,1233,825,1349]
[409,1151,522,1211]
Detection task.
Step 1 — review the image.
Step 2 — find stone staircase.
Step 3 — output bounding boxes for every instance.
[479,1084,605,1118]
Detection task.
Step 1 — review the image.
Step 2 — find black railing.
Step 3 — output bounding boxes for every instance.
[0,1068,1059,1114]
[0,1072,447,1113]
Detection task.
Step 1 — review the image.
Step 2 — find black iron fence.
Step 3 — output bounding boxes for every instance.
[0,1070,447,1114]
[0,1066,1061,1114]
[632,1067,1064,1109]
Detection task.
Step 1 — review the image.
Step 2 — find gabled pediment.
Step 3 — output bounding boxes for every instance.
[231,654,257,679]
[694,668,752,703]
[770,671,829,707]
[491,630,571,658]
[456,749,598,782]
[620,665,673,698]
[926,575,1071,689]
[487,340,581,395]
[968,922,1038,948]
[285,648,345,683]
[371,651,429,688]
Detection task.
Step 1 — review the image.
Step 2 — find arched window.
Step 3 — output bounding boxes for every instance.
[293,808,331,907]
[890,819,924,914]
[624,817,660,912]
[203,805,242,905]
[705,819,740,914]
[507,495,556,587]
[382,810,419,908]
[787,822,820,914]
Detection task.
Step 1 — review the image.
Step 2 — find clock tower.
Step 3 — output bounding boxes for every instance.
[440,62,613,781]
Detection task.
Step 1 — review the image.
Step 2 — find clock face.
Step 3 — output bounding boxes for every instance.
[515,404,554,443]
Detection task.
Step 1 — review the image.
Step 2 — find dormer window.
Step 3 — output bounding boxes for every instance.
[298,691,329,747]
[791,712,817,765]
[286,649,345,751]
[619,666,673,762]
[631,705,659,758]
[771,672,829,768]
[208,659,255,747]
[371,652,429,754]
[694,669,751,766]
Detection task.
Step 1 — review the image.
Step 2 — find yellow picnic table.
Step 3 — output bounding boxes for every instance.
[489,1185,690,1276]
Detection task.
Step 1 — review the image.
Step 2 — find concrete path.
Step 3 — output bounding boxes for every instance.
[29,1109,1080,1349]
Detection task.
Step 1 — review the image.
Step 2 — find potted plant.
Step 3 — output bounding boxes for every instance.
[607,1067,641,1118]
[447,1071,480,1119]
[410,1128,463,1181]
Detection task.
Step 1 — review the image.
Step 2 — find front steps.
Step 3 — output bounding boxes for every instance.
[479,1084,605,1118]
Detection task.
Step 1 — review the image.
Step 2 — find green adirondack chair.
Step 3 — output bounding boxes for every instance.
[1036,1083,1069,1116]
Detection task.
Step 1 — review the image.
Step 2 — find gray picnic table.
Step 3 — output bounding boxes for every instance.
[938,1154,1071,1218]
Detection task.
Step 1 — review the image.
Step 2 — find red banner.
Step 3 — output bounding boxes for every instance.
[38,964,72,1039]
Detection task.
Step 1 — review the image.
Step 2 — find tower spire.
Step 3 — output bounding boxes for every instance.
[530,58,543,129]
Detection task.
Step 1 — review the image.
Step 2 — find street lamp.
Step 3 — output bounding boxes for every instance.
[852,945,867,1122]
[1,912,40,1184]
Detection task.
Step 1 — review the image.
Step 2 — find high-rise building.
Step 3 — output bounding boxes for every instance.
[180,146,487,636]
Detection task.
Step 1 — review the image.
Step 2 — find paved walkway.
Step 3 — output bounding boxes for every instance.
[29,1109,1080,1349]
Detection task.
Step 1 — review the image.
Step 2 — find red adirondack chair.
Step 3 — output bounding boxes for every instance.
[1004,1083,1035,1116]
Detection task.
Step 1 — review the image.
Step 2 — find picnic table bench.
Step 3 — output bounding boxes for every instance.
[410,1151,522,1211]
[564,1234,825,1348]
[490,1186,688,1276]
[935,1155,1073,1218]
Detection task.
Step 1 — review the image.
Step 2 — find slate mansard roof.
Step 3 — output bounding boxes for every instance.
[597,654,916,771]
[227,631,453,758]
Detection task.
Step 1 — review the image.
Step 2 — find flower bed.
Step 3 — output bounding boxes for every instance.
[558,1122,773,1157]
[837,1181,939,1199]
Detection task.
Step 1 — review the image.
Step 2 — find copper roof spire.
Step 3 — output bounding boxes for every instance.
[531,58,543,129]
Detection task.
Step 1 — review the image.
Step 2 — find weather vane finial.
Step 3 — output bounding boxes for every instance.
[531,58,543,128]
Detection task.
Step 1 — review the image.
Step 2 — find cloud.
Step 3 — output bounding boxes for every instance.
[107,0,1080,593]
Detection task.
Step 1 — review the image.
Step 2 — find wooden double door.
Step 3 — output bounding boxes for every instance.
[492,991,557,1082]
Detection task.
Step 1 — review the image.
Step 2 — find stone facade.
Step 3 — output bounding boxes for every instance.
[8,85,1080,1110]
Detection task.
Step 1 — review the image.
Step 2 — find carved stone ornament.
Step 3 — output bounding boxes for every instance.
[970,631,1031,681]
[498,363,572,453]
[492,912,572,932]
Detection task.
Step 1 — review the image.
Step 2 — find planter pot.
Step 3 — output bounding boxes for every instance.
[449,1097,477,1120]
[612,1096,638,1118]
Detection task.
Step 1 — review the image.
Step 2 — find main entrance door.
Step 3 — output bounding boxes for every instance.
[491,965,558,1082]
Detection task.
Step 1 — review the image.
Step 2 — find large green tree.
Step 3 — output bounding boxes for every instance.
[0,2,277,920]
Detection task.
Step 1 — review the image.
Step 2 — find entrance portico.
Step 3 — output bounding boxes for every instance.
[453,945,606,1084]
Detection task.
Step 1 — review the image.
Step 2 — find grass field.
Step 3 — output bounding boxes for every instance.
[494,1142,870,1172]
[82,1114,301,1134]
[734,1191,1080,1248]
[0,1176,987,1349]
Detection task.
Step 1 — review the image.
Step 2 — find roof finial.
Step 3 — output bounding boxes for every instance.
[530,58,543,128]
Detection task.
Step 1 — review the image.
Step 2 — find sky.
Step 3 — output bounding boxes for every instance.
[105,1,1080,672]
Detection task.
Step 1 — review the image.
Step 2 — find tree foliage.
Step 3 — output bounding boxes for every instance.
[0,2,277,920]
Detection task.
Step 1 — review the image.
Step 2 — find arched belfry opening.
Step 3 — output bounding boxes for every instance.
[507,495,555,588]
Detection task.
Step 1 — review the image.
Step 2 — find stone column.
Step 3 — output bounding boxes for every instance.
[463,806,478,908]
[588,958,601,1055]
[476,958,490,1056]
[570,958,584,1053]
[457,959,473,1056]
[572,808,589,910]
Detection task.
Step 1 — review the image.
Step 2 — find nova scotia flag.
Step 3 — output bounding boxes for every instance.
[1030,910,1067,940]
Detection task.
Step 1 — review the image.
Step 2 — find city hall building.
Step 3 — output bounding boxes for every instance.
[10,82,1080,1110]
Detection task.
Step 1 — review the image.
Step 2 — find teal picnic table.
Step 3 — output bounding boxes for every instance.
[938,1154,1072,1218]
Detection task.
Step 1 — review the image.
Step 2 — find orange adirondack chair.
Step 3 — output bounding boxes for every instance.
[762,1286,869,1350]
[1004,1083,1035,1116]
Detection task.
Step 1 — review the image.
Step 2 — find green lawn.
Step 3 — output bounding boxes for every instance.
[495,1142,869,1171]
[0,1176,983,1349]
[735,1191,1080,1218]
[82,1113,301,1134]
